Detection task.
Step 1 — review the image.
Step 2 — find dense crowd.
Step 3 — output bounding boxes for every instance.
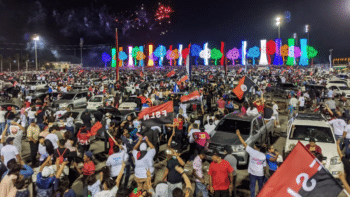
[0,65,349,197]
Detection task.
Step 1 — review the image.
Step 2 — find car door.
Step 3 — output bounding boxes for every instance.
[74,94,83,108]
[251,118,262,145]
[81,93,88,107]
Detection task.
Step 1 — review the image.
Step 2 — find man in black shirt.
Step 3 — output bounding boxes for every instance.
[161,147,185,197]
[54,139,71,163]
[264,103,277,127]
[36,107,45,130]
[81,111,92,130]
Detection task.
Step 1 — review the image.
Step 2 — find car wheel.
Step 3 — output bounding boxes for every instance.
[68,105,73,110]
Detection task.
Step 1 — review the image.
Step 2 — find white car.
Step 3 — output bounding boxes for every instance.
[326,79,349,89]
[284,113,343,179]
[87,95,114,111]
[328,85,350,98]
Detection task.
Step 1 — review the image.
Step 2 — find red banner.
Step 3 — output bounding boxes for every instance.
[166,70,176,77]
[138,101,174,127]
[258,142,342,197]
[177,75,188,85]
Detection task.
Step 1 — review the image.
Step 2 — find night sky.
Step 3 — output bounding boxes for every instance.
[0,0,349,65]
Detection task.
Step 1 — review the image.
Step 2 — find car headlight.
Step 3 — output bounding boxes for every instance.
[232,145,245,152]
[330,156,341,165]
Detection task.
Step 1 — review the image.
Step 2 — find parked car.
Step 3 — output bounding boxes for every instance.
[87,95,114,111]
[26,81,48,90]
[272,83,298,98]
[58,109,96,134]
[52,91,89,110]
[206,113,274,166]
[328,85,350,98]
[118,96,142,111]
[284,113,343,179]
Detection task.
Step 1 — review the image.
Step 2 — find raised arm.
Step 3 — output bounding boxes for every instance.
[133,135,143,151]
[144,137,155,149]
[116,162,126,187]
[55,161,68,178]
[39,155,52,172]
[236,129,247,148]
[167,126,175,147]
[175,166,192,191]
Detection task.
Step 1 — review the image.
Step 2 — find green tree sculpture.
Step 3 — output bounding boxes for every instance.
[307,46,318,65]
[132,47,140,66]
[211,48,222,65]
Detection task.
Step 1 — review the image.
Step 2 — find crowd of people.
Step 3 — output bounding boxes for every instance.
[0,65,348,197]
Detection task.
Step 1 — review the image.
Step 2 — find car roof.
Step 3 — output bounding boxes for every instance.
[223,113,256,121]
[292,119,329,127]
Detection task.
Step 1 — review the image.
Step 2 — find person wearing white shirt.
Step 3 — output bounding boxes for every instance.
[329,114,347,149]
[1,137,21,166]
[289,96,298,109]
[236,129,266,197]
[204,119,216,137]
[343,123,350,158]
[45,128,59,149]
[106,146,128,179]
[298,95,305,111]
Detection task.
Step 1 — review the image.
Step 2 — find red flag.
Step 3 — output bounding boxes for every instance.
[180,91,200,102]
[90,121,102,136]
[177,75,188,85]
[78,70,84,75]
[166,70,176,78]
[140,71,144,77]
[102,76,107,80]
[13,81,17,86]
[258,142,342,197]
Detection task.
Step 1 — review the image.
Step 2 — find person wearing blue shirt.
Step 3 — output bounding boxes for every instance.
[1,159,33,180]
[266,145,279,177]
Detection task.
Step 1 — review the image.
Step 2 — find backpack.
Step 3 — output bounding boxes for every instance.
[57,148,67,164]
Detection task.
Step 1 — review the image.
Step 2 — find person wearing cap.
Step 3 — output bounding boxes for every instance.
[73,151,96,197]
[36,155,67,197]
[1,136,21,166]
[27,119,40,167]
[236,129,266,197]
[208,149,234,197]
[305,138,322,155]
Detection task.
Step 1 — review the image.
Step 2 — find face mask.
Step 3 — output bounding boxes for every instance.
[172,156,177,160]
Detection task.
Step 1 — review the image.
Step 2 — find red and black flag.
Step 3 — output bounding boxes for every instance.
[258,142,343,197]
[166,70,176,78]
[232,76,255,100]
[138,101,174,127]
[180,91,201,103]
[177,75,188,85]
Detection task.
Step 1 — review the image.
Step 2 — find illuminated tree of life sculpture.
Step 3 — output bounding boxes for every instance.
[259,40,268,65]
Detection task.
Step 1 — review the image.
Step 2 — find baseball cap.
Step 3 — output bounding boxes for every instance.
[6,137,15,144]
[41,166,54,177]
[85,151,93,159]
[212,149,220,157]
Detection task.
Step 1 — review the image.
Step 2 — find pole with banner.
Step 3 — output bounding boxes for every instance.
[115,28,119,81]
[80,38,83,66]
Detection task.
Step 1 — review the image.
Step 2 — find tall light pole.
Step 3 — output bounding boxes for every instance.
[329,49,333,69]
[80,38,83,66]
[305,25,309,41]
[276,17,281,38]
[33,36,39,70]
[293,33,298,46]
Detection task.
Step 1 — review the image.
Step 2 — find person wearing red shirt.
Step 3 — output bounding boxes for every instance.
[208,150,234,196]
[305,138,322,155]
[74,151,95,197]
[193,129,210,157]
[217,97,226,114]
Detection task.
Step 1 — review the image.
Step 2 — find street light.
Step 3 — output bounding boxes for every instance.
[305,25,309,40]
[33,35,40,70]
[276,17,281,38]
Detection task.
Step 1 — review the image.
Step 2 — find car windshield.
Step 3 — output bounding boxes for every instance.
[289,125,335,143]
[26,82,37,85]
[61,94,75,100]
[59,112,79,120]
[282,84,295,88]
[330,81,346,84]
[216,119,251,135]
[89,97,102,102]
[339,87,350,90]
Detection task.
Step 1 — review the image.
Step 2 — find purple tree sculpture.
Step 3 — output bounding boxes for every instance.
[226,48,240,65]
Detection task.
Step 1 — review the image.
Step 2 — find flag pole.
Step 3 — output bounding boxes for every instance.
[115,28,119,81]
